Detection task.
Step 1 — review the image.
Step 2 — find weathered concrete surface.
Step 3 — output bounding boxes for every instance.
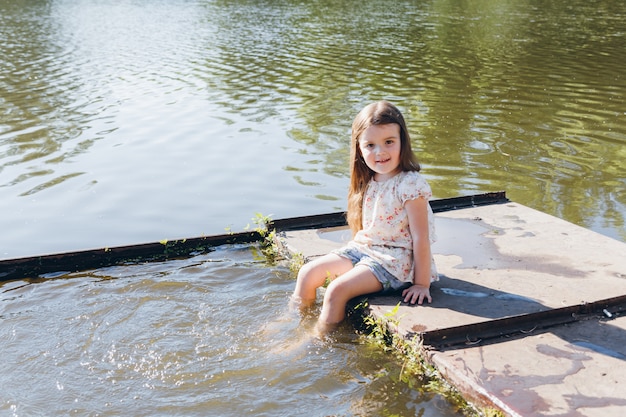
[276,202,626,416]
[430,316,626,417]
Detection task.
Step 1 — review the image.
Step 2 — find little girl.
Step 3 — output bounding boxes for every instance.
[292,100,438,333]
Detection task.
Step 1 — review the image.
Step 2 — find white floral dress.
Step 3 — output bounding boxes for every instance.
[347,170,438,283]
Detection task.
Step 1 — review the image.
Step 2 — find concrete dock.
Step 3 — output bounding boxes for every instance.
[276,201,626,416]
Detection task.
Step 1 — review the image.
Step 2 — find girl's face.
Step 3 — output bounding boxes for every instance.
[358,123,402,181]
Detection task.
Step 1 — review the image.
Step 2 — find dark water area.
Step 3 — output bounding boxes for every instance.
[1,0,625,415]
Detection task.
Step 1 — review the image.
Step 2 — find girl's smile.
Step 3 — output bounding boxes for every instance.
[358,123,402,181]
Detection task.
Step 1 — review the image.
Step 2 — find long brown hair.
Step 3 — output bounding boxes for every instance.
[346,101,421,235]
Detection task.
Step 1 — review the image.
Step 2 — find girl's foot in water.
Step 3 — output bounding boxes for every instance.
[314,320,338,338]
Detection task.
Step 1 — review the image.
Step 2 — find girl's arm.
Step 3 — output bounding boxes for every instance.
[402,196,433,305]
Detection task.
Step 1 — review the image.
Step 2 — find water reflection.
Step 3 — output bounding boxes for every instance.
[1,3,84,192]
[208,0,626,241]
[0,0,624,256]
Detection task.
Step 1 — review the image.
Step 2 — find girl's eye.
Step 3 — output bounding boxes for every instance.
[386,140,395,145]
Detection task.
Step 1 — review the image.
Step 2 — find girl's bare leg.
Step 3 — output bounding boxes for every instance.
[291,253,353,310]
[316,265,383,334]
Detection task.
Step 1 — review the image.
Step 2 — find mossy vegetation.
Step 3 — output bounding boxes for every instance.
[250,212,279,261]
[353,301,505,417]
[288,251,305,276]
[248,212,307,276]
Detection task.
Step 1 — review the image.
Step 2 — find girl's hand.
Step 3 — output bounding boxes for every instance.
[402,284,432,305]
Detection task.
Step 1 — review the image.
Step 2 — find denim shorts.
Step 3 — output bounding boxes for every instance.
[332,246,411,292]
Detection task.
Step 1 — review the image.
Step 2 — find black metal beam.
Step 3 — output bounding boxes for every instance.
[418,294,626,349]
[270,191,508,232]
[0,231,261,282]
[0,192,507,282]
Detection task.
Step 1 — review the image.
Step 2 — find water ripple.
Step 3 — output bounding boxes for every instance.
[0,0,624,255]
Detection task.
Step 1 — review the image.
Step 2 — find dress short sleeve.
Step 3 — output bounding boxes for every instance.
[396,171,432,206]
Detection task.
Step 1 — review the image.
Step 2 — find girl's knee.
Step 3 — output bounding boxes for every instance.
[297,261,317,279]
[298,257,339,284]
[294,261,329,298]
[323,279,349,304]
[296,262,320,287]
